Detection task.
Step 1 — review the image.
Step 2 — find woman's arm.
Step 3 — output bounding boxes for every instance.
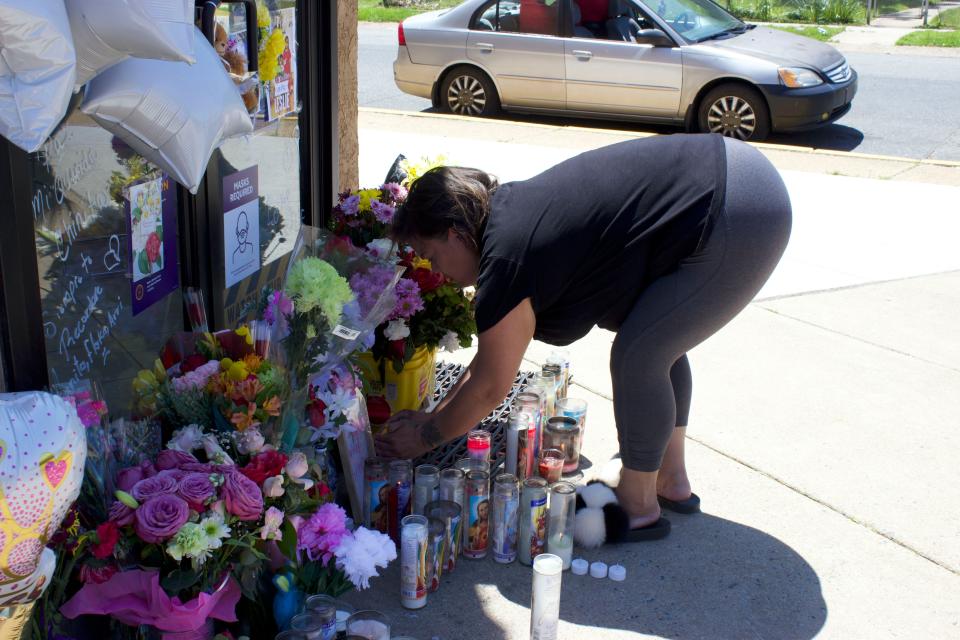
[376,298,536,459]
[434,359,473,412]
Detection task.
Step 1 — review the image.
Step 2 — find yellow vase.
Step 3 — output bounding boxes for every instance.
[358,346,437,417]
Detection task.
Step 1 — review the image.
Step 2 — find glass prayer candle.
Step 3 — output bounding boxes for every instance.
[517,425,535,482]
[427,516,445,592]
[345,610,391,640]
[467,429,491,462]
[455,457,490,476]
[290,613,324,640]
[388,460,413,543]
[491,473,520,564]
[438,467,466,536]
[515,391,543,460]
[506,411,530,478]
[538,449,564,484]
[413,464,440,516]
[546,350,571,399]
[519,477,549,565]
[531,372,557,418]
[363,458,388,533]
[464,470,491,559]
[542,363,564,400]
[557,397,588,453]
[547,481,576,570]
[424,500,462,573]
[544,416,582,474]
[275,631,307,640]
[400,514,429,609]
[530,554,564,640]
[304,594,339,640]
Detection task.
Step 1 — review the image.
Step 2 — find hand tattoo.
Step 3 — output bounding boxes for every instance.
[419,418,444,449]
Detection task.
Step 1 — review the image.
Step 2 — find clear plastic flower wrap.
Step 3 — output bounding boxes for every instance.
[261,225,402,448]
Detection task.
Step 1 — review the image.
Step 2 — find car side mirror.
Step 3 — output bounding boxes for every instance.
[635,28,673,47]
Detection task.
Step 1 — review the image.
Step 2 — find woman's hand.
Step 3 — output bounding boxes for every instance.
[374,410,436,460]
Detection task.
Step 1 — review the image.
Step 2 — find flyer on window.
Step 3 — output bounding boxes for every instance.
[126,173,179,316]
[264,7,297,122]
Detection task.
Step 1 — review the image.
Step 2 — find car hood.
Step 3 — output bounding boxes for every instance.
[704,26,844,71]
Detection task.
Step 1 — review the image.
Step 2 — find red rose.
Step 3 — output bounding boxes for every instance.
[308,398,327,428]
[92,521,120,559]
[367,395,392,425]
[145,232,161,263]
[216,329,254,360]
[180,353,208,374]
[240,450,289,486]
[410,267,444,294]
[388,339,406,362]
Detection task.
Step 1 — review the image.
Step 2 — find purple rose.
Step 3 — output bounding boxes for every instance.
[134,495,189,544]
[157,469,188,482]
[131,474,179,502]
[156,449,198,471]
[115,466,143,492]
[108,500,135,527]
[139,460,158,478]
[181,462,214,474]
[222,470,264,521]
[178,473,215,511]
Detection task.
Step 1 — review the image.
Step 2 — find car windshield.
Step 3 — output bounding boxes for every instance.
[640,0,744,41]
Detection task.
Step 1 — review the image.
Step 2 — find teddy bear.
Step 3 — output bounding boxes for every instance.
[214,22,260,115]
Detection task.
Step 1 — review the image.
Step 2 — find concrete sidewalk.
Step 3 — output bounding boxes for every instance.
[346,110,960,639]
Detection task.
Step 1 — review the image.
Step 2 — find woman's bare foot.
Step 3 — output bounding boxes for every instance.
[657,426,693,502]
[615,467,663,529]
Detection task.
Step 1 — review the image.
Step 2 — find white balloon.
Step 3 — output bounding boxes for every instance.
[81,27,255,194]
[0,0,76,153]
[66,0,195,89]
[0,393,86,601]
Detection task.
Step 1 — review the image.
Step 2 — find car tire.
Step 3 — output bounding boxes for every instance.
[698,83,770,142]
[440,67,500,117]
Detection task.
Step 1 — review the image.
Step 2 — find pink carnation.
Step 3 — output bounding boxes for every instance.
[297,503,349,564]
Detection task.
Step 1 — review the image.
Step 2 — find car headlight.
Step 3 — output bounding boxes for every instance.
[778,67,824,88]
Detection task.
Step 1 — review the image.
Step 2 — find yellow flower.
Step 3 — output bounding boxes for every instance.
[357,188,382,213]
[242,354,262,372]
[235,326,253,346]
[306,325,317,340]
[412,257,432,270]
[227,362,250,382]
[257,2,271,27]
[220,358,234,372]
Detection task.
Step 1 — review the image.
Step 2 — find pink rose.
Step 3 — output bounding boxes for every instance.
[131,474,179,503]
[156,449,198,471]
[108,501,135,527]
[178,473,216,511]
[134,495,189,543]
[115,466,143,492]
[222,470,264,521]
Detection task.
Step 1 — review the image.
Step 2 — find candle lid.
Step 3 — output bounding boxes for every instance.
[609,564,626,581]
[590,561,608,579]
[571,558,589,575]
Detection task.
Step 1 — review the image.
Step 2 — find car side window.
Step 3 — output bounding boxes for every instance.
[472,0,560,36]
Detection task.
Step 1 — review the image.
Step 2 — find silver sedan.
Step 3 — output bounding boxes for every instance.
[394,0,857,140]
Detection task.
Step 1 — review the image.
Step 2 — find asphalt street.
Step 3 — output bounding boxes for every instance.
[358,22,960,161]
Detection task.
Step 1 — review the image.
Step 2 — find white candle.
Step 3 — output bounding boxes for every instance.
[530,553,563,640]
[547,532,573,570]
[348,619,390,640]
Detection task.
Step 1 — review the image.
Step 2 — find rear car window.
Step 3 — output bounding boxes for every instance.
[472,0,560,36]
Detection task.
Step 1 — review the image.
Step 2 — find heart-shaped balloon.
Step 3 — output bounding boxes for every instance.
[0,393,86,589]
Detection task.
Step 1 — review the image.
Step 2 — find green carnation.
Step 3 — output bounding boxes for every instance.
[286,258,354,326]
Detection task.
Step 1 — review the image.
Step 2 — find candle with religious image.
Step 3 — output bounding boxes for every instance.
[400,515,429,609]
[464,470,491,559]
[363,458,389,533]
[413,464,440,515]
[519,477,549,565]
[515,392,543,461]
[547,482,576,570]
[388,460,413,543]
[491,473,520,564]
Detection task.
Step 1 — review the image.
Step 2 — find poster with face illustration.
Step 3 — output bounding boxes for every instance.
[223,165,261,288]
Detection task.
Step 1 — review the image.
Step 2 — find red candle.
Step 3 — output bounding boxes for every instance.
[538,449,564,484]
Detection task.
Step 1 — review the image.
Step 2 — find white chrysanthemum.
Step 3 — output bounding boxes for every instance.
[383,319,410,341]
[439,331,461,353]
[333,528,397,590]
[168,424,204,452]
[200,514,231,549]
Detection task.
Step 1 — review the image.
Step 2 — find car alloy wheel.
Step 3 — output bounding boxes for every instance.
[446,75,487,116]
[706,95,757,140]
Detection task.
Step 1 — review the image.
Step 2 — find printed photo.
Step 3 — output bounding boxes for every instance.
[129,176,164,282]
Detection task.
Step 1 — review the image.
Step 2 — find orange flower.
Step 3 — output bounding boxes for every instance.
[262,395,282,417]
[242,354,263,372]
[231,403,260,431]
[233,378,265,404]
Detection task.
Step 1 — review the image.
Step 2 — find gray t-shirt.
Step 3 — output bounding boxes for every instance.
[474,134,726,345]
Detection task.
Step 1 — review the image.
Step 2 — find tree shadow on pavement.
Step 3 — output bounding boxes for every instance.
[498,513,828,639]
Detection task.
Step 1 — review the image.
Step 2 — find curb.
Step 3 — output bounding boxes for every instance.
[359,107,960,169]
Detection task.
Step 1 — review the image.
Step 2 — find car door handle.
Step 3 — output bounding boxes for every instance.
[475,42,495,50]
[571,49,593,59]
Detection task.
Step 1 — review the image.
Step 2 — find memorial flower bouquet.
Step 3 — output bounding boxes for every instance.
[329,175,476,419]
[259,226,401,450]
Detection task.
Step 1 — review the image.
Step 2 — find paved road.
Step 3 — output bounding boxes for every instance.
[359,22,960,161]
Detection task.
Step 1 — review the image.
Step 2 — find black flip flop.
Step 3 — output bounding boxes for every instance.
[657,492,701,514]
[621,517,671,542]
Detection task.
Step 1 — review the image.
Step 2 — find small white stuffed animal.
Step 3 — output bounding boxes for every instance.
[574,480,630,549]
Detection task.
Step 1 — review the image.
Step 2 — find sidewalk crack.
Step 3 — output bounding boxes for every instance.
[687,434,960,577]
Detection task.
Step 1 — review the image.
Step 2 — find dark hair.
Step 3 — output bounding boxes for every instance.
[391,166,499,249]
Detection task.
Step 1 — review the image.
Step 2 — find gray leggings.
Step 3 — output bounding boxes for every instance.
[611,138,792,472]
